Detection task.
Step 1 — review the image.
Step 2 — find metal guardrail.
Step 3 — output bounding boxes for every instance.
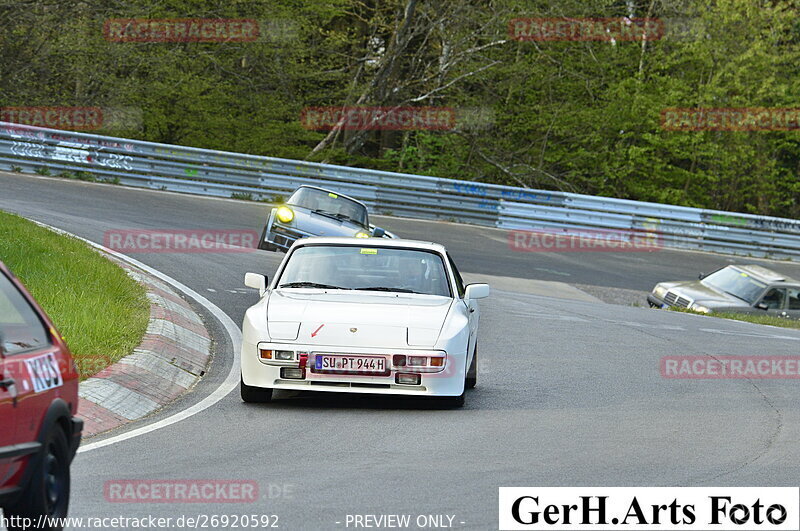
[1,121,799,260]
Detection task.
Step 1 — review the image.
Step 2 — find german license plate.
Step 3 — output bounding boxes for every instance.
[314,355,387,375]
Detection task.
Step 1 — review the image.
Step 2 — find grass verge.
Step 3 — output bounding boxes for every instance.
[668,306,800,330]
[0,211,149,379]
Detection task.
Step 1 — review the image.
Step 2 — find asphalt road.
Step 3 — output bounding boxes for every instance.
[3,172,800,530]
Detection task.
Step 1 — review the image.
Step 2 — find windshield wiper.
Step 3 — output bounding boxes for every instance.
[354,286,419,294]
[312,209,360,223]
[279,282,347,290]
[311,209,346,220]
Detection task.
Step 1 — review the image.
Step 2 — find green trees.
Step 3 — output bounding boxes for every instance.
[0,0,797,217]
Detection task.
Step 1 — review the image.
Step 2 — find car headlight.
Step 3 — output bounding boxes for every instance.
[355,231,370,238]
[690,303,711,314]
[276,206,294,223]
[653,285,667,298]
[274,350,294,360]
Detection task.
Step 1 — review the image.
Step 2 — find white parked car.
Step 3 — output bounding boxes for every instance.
[240,237,489,407]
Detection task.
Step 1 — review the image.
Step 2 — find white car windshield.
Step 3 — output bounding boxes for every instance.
[288,187,368,227]
[277,245,452,297]
[702,266,768,304]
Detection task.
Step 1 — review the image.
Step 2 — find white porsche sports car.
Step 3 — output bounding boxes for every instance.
[240,237,489,407]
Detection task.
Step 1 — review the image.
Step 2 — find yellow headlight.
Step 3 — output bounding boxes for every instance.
[276,206,294,223]
[355,232,370,238]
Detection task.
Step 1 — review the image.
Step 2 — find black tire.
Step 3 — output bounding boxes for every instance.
[5,424,71,531]
[433,366,467,409]
[441,391,465,408]
[240,375,273,403]
[466,345,477,389]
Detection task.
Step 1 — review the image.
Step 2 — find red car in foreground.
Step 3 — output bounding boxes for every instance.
[0,261,82,530]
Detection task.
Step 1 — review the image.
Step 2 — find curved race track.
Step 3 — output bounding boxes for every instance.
[3,171,800,530]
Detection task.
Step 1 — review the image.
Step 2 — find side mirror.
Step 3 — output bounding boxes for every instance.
[464,283,490,300]
[371,227,386,238]
[245,273,268,296]
[755,302,768,311]
[698,272,706,280]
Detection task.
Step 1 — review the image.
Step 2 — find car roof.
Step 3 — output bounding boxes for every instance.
[732,264,799,283]
[293,185,367,209]
[290,236,447,254]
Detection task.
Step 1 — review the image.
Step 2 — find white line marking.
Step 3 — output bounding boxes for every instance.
[206,288,216,292]
[29,221,240,453]
[700,328,800,341]
[535,267,571,277]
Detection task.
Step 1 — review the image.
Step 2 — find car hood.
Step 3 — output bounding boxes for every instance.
[290,207,365,237]
[659,280,749,307]
[266,290,453,348]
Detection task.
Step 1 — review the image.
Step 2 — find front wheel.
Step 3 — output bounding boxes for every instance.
[240,375,273,403]
[466,344,477,389]
[5,424,71,531]
[433,370,466,409]
[440,391,465,408]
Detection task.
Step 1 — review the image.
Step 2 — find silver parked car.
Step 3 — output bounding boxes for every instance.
[258,186,393,252]
[648,264,800,319]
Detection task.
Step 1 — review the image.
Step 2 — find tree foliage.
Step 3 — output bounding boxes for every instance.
[0,0,798,216]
